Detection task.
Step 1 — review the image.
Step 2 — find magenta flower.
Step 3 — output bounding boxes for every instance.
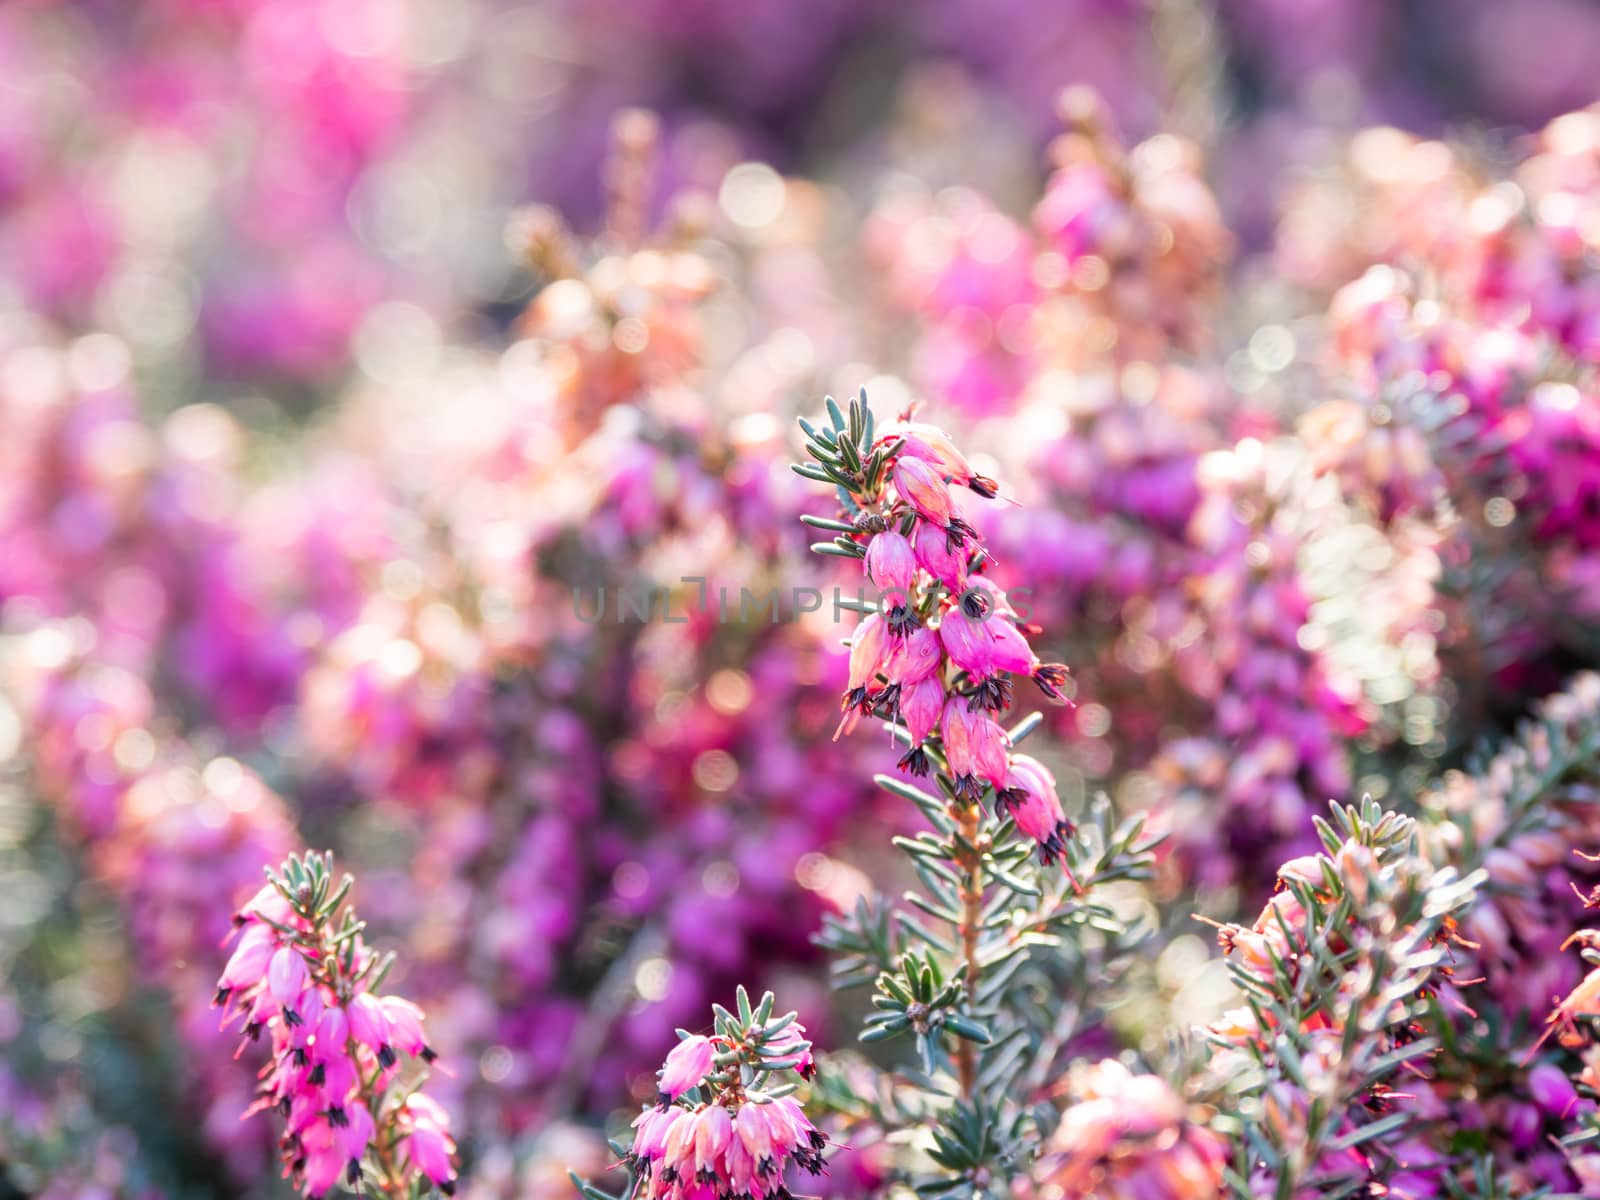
[912,519,970,591]
[940,699,1010,801]
[622,993,825,1200]
[398,1094,458,1194]
[658,1034,717,1102]
[939,607,998,695]
[892,456,955,529]
[892,625,944,687]
[1000,755,1075,867]
[837,612,897,738]
[865,529,918,595]
[898,676,945,776]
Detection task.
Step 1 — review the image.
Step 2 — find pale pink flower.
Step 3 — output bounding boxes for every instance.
[1001,755,1075,865]
[865,530,917,594]
[346,992,395,1067]
[912,519,969,591]
[893,456,955,528]
[267,945,309,1007]
[658,1034,716,1102]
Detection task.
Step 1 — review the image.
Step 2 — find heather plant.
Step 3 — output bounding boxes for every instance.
[215,851,457,1197]
[806,393,1162,1160]
[568,391,1169,1199]
[1197,798,1482,1197]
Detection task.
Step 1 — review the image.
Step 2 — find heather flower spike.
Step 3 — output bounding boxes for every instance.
[214,851,457,1197]
[796,390,1161,1194]
[572,988,825,1200]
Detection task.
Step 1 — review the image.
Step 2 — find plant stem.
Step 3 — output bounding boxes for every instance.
[953,798,983,1099]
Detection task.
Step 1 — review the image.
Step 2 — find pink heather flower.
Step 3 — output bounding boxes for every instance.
[632,1105,682,1164]
[898,675,945,776]
[690,1104,734,1176]
[215,855,448,1197]
[891,424,970,479]
[658,1034,716,1102]
[893,456,955,528]
[865,530,917,594]
[1046,1060,1226,1200]
[338,1101,376,1166]
[765,1095,827,1173]
[347,992,395,1067]
[890,422,1000,498]
[623,996,825,1200]
[733,1101,775,1164]
[889,625,943,686]
[216,922,276,1003]
[299,1121,348,1196]
[722,1126,759,1194]
[234,882,295,928]
[312,1005,348,1064]
[988,618,1037,676]
[941,603,1015,711]
[1000,755,1075,866]
[939,607,995,679]
[988,618,1073,703]
[379,995,436,1062]
[912,519,968,591]
[940,699,1009,800]
[400,1106,457,1194]
[837,613,896,738]
[971,716,1012,794]
[635,1097,826,1200]
[267,944,310,1007]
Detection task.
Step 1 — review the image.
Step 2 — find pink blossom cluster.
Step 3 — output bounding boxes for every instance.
[1145,444,1365,887]
[13,32,1600,1197]
[814,411,1076,865]
[215,855,457,1196]
[1202,831,1467,1195]
[0,147,877,1177]
[274,241,879,1123]
[623,1006,824,1200]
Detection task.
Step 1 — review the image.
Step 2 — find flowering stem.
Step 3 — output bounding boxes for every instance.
[954,798,984,1099]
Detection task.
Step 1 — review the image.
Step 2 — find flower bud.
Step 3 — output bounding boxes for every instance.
[889,423,973,483]
[402,1119,457,1192]
[988,618,1038,675]
[941,699,1007,800]
[658,1034,715,1102]
[893,456,954,527]
[690,1104,734,1177]
[864,530,917,592]
[380,995,435,1061]
[939,608,994,679]
[216,922,276,1003]
[1001,755,1074,865]
[347,992,395,1066]
[912,519,968,590]
[890,625,942,685]
[267,944,309,1007]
